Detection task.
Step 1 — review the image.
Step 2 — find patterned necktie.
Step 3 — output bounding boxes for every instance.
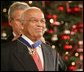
[31,45,43,71]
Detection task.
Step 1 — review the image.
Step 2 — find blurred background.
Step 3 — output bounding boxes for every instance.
[1,1,83,71]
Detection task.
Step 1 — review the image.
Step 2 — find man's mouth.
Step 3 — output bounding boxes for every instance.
[36,27,43,32]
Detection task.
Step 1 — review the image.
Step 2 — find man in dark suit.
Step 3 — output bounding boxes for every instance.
[1,5,67,71]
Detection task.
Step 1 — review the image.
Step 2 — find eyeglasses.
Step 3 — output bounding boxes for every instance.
[11,18,21,22]
[24,19,46,23]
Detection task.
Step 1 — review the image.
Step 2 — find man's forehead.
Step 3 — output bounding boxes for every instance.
[25,9,43,15]
[29,17,45,20]
[25,9,44,18]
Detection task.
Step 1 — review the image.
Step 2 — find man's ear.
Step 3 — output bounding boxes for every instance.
[20,21,24,30]
[8,18,12,26]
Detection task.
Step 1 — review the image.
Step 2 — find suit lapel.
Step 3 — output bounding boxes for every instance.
[41,43,54,71]
[13,40,38,71]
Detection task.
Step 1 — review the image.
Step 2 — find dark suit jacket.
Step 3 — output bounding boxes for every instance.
[1,39,67,71]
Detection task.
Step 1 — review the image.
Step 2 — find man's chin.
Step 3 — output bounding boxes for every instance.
[35,34,43,39]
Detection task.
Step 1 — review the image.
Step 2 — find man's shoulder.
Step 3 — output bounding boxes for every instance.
[1,40,18,50]
[43,42,55,49]
[1,40,15,45]
[42,42,57,54]
[1,39,26,50]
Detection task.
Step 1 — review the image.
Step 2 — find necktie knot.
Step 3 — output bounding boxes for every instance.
[32,40,42,48]
[31,44,34,47]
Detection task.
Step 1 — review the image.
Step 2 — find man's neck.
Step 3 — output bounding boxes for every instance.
[23,34,40,43]
[21,34,34,45]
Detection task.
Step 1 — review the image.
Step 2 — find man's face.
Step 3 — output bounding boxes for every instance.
[42,23,46,35]
[10,10,23,35]
[23,9,46,40]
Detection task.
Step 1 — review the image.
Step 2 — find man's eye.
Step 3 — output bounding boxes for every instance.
[33,20,38,22]
[41,20,45,22]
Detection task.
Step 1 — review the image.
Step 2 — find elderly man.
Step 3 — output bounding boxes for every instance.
[1,6,67,71]
[20,7,67,71]
[1,1,30,43]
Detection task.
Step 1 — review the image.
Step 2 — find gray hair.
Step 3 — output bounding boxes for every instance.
[8,1,30,19]
[20,7,43,24]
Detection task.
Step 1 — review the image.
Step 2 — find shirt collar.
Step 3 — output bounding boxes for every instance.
[13,32,16,36]
[21,34,34,45]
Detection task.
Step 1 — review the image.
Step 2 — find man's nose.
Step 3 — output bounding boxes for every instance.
[37,21,43,27]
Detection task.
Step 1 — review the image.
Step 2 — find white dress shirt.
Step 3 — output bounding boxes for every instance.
[13,32,16,36]
[21,34,44,69]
